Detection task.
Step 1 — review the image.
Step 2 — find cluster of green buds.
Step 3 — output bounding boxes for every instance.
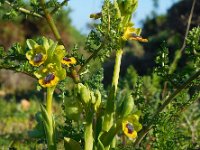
[76,83,101,111]
[26,37,76,88]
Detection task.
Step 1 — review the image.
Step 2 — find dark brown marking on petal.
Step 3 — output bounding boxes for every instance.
[131,33,142,38]
[126,123,134,134]
[34,53,43,63]
[63,57,71,62]
[44,73,55,84]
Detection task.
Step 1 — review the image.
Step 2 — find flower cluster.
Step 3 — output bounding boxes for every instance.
[26,37,76,88]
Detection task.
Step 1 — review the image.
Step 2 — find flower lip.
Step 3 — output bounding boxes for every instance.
[63,57,71,62]
[122,120,138,139]
[126,123,134,134]
[33,53,43,63]
[62,57,77,67]
[44,73,55,84]
[38,72,59,88]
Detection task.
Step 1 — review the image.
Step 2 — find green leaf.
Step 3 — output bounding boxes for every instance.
[26,39,38,49]
[64,137,82,150]
[28,112,45,138]
[47,42,58,59]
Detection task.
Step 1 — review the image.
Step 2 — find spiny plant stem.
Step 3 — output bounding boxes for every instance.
[134,70,200,146]
[5,0,43,18]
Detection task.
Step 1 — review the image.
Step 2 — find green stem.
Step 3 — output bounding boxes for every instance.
[45,87,56,150]
[5,0,44,18]
[46,87,55,116]
[40,0,65,46]
[102,49,123,148]
[84,111,94,150]
[133,70,200,146]
[106,49,123,113]
[112,49,123,91]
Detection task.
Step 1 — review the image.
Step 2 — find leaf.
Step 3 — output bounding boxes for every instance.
[26,39,38,49]
[28,112,45,138]
[64,137,82,150]
[47,42,58,59]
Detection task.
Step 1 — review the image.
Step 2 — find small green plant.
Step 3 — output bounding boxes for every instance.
[0,0,199,149]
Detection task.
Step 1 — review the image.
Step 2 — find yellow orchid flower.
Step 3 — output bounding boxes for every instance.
[122,114,142,139]
[26,45,47,67]
[39,73,59,88]
[122,120,137,139]
[122,26,148,42]
[62,57,77,67]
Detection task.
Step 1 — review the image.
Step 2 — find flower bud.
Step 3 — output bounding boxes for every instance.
[77,83,91,104]
[121,93,134,117]
[93,90,101,111]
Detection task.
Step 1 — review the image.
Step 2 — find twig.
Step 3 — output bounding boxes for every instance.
[40,0,65,46]
[51,0,69,15]
[133,70,200,146]
[5,0,43,18]
[78,45,103,74]
[180,0,196,52]
[169,0,196,74]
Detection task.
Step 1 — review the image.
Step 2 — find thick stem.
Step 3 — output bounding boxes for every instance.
[44,87,56,150]
[84,111,94,150]
[106,49,123,113]
[103,49,123,148]
[46,87,55,116]
[112,49,123,90]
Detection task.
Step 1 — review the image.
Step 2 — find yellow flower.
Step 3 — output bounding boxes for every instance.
[122,114,142,139]
[122,27,148,42]
[62,57,77,67]
[122,120,137,139]
[38,73,59,88]
[26,45,47,67]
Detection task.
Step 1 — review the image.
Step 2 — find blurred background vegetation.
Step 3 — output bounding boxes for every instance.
[0,0,199,149]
